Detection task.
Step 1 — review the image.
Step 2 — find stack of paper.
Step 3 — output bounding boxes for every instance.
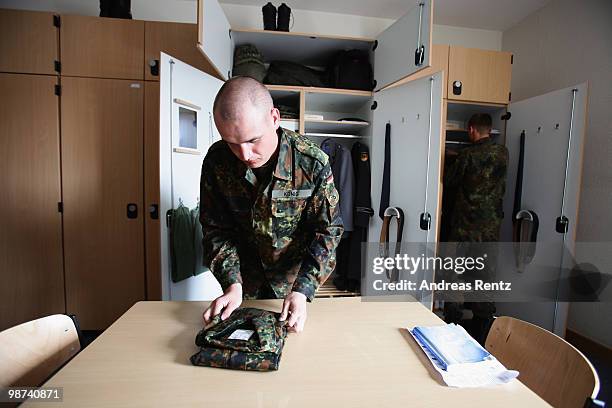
[409,324,519,388]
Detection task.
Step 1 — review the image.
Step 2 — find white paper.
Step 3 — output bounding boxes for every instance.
[228,329,254,341]
[409,328,519,388]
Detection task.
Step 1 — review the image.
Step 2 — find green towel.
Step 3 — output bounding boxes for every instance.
[170,203,196,283]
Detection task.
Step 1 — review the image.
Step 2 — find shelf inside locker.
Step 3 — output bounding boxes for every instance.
[305,132,365,139]
[305,119,369,134]
[232,29,374,67]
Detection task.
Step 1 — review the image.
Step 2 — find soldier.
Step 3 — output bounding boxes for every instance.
[200,76,344,333]
[443,113,508,344]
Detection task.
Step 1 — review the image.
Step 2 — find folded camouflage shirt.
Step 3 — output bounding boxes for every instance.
[190,307,288,371]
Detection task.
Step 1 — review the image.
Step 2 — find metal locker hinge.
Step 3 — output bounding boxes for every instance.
[53,15,61,27]
[57,202,63,213]
[54,84,61,96]
[54,60,61,73]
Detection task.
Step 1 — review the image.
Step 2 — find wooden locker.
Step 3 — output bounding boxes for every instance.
[144,81,161,300]
[0,9,58,75]
[447,46,513,104]
[0,74,64,330]
[61,77,145,330]
[61,14,144,80]
[144,21,219,81]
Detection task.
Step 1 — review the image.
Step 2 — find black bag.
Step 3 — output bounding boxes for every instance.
[327,50,374,91]
[264,61,328,88]
[99,0,132,19]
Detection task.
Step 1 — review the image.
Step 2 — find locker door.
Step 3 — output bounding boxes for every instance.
[144,81,162,300]
[0,9,58,75]
[159,53,224,301]
[197,0,234,80]
[447,46,512,104]
[0,74,64,330]
[62,77,145,330]
[374,0,433,91]
[368,72,445,308]
[61,15,144,80]
[144,21,219,81]
[497,82,588,335]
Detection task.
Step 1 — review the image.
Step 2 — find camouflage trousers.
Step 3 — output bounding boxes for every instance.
[190,307,288,371]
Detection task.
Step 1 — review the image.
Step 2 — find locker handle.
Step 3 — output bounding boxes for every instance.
[127,203,138,219]
[149,59,159,76]
[149,204,159,220]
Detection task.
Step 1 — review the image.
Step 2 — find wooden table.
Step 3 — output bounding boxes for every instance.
[29,298,550,407]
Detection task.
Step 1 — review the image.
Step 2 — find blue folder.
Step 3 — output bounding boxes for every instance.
[411,324,490,370]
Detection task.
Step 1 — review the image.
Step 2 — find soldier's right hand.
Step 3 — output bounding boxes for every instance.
[202,283,243,325]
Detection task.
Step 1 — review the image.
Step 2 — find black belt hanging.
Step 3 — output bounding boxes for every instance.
[379,207,404,282]
[512,130,539,272]
[379,122,391,220]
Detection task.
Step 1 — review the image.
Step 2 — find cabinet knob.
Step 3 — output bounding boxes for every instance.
[149,59,159,76]
[149,204,159,220]
[127,203,138,219]
[453,80,462,95]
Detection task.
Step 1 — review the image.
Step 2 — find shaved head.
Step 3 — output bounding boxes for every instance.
[213,76,274,122]
[212,76,281,168]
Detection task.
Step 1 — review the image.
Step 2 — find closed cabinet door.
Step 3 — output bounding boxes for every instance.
[144,21,218,81]
[61,14,144,80]
[0,74,64,330]
[61,77,145,330]
[0,9,58,75]
[144,81,161,300]
[447,46,512,104]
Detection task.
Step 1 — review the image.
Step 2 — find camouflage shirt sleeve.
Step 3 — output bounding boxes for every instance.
[444,150,470,188]
[199,157,243,291]
[291,163,344,300]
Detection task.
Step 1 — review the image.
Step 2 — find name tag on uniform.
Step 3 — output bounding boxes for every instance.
[272,189,312,199]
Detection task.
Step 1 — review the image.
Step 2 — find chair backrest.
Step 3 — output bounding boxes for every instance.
[486,316,600,408]
[0,314,81,387]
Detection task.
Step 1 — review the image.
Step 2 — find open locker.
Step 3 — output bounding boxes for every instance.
[197,0,434,92]
[496,82,588,336]
[158,1,443,306]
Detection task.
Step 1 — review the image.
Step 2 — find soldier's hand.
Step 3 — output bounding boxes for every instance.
[279,291,307,333]
[202,283,243,325]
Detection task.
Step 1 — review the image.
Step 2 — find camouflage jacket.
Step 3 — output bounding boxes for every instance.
[444,137,509,242]
[199,128,344,301]
[190,307,287,371]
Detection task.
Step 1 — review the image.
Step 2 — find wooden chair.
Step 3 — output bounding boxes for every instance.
[486,316,602,408]
[0,314,81,388]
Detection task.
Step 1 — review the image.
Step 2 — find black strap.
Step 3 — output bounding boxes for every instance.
[513,130,526,219]
[379,123,391,219]
[379,207,404,282]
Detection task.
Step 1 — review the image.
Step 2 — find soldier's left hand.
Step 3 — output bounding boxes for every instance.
[279,291,307,333]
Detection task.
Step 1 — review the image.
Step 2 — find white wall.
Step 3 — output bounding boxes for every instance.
[503,0,612,348]
[0,0,502,50]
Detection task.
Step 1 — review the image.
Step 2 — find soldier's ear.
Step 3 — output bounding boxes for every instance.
[270,107,281,129]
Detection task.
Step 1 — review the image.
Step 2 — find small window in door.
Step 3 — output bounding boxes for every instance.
[179,107,198,150]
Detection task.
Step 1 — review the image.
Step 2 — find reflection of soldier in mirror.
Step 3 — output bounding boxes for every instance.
[442,113,509,344]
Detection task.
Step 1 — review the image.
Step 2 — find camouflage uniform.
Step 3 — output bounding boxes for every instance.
[445,137,508,242]
[190,307,287,371]
[199,127,344,301]
[443,137,508,344]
